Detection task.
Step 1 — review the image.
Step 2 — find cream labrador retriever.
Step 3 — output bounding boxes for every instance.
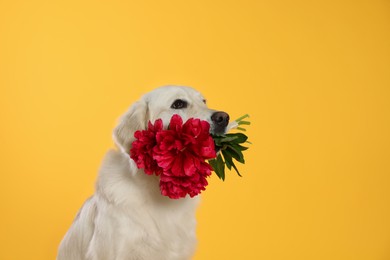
[57,86,229,260]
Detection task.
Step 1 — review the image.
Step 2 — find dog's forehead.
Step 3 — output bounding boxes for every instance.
[143,86,204,103]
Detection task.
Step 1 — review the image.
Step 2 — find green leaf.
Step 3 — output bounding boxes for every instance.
[230,160,242,177]
[225,133,248,144]
[208,159,220,179]
[219,136,239,143]
[215,138,225,145]
[233,144,249,151]
[222,150,242,177]
[209,154,225,181]
[216,154,225,181]
[222,150,233,170]
[227,145,245,163]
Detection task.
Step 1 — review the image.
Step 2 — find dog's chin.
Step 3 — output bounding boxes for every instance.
[211,125,228,136]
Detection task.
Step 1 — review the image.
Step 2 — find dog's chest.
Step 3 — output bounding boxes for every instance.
[97,198,198,260]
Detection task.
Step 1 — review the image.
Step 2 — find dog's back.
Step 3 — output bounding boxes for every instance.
[57,197,97,260]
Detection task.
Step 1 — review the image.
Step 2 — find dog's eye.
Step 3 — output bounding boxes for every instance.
[171,99,188,109]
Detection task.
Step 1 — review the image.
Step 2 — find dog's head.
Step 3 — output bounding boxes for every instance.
[113,86,229,153]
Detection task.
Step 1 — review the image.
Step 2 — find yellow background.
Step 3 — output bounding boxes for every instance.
[1,0,389,259]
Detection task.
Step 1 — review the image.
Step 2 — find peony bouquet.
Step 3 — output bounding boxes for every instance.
[130,114,250,199]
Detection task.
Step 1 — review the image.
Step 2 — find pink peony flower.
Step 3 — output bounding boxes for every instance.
[130,114,217,199]
[153,115,216,199]
[159,173,209,199]
[130,119,163,175]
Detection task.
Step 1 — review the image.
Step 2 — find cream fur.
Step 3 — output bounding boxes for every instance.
[57,86,221,260]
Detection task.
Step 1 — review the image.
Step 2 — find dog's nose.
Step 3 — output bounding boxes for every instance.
[211,111,230,128]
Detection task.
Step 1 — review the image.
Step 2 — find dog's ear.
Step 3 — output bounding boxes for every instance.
[113,100,149,153]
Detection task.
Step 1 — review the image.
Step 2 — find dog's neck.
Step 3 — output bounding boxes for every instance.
[95,149,200,210]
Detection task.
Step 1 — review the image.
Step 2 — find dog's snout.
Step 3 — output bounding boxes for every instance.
[211,111,230,127]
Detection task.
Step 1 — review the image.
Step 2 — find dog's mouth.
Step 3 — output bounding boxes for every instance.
[211,125,228,136]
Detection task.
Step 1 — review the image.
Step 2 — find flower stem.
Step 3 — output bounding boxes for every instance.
[238,120,251,125]
[235,114,249,122]
[237,127,247,131]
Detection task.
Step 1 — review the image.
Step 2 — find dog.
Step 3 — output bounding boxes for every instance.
[57,86,230,260]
